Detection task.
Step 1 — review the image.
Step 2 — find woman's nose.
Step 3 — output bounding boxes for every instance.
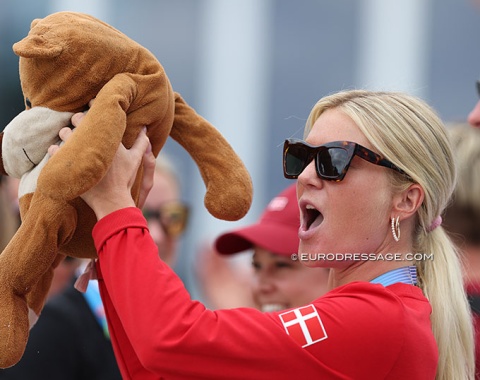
[253,273,276,294]
[297,159,323,188]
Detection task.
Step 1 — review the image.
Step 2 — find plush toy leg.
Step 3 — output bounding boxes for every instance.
[0,285,29,368]
[0,192,77,368]
[170,93,253,221]
[25,253,65,322]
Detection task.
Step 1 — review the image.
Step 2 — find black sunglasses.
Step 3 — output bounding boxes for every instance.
[283,138,407,181]
[142,201,189,237]
[476,80,480,98]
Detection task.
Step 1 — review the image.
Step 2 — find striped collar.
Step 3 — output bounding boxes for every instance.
[370,265,418,287]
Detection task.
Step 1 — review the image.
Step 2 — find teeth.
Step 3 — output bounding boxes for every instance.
[261,304,287,312]
[306,204,315,210]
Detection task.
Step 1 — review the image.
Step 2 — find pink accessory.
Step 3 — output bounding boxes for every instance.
[427,215,442,232]
[74,259,98,293]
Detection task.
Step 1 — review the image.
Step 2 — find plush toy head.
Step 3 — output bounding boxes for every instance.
[0,11,253,368]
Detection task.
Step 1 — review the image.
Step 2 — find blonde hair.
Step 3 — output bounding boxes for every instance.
[448,123,480,209]
[443,123,480,246]
[305,90,474,380]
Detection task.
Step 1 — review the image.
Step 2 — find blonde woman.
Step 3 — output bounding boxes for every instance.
[53,90,474,379]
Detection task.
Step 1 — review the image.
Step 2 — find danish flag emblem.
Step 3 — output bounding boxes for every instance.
[279,304,327,347]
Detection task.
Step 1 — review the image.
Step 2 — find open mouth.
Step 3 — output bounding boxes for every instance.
[305,204,324,230]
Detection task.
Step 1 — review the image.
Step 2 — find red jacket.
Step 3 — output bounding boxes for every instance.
[94,208,437,379]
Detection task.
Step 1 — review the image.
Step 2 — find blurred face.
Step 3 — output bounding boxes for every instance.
[143,170,181,267]
[48,258,81,299]
[297,108,394,268]
[251,248,330,312]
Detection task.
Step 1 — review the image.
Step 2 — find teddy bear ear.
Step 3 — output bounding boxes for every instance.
[13,35,63,58]
[30,18,40,28]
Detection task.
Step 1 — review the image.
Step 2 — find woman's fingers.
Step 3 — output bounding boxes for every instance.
[47,145,59,156]
[130,128,151,158]
[48,127,74,156]
[71,112,85,128]
[59,127,73,142]
[138,141,155,209]
[126,128,150,189]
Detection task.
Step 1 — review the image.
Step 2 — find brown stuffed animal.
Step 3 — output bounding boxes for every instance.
[0,11,253,368]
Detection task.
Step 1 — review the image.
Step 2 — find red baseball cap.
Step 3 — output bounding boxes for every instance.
[215,184,299,256]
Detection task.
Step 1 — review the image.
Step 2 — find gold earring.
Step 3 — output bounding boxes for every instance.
[391,216,400,242]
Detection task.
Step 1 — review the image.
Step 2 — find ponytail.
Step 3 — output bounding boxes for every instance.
[416,228,474,379]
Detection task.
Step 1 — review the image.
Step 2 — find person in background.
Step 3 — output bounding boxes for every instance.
[443,123,480,379]
[195,242,257,309]
[211,183,329,312]
[47,256,83,300]
[142,155,189,268]
[0,154,189,380]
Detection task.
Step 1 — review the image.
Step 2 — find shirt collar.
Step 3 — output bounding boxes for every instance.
[370,265,418,287]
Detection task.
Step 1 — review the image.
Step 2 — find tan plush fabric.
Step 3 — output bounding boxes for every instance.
[0,11,252,368]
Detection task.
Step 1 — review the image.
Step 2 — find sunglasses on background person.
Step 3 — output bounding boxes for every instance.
[142,201,190,238]
[283,138,407,182]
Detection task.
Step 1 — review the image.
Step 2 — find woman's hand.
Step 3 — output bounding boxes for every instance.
[49,111,155,220]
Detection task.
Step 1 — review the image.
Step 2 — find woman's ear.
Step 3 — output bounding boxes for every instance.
[392,183,424,219]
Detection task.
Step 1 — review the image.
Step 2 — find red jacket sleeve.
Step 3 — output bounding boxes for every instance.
[94,208,436,380]
[94,208,321,379]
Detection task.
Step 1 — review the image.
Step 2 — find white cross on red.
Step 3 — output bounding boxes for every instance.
[279,304,328,347]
